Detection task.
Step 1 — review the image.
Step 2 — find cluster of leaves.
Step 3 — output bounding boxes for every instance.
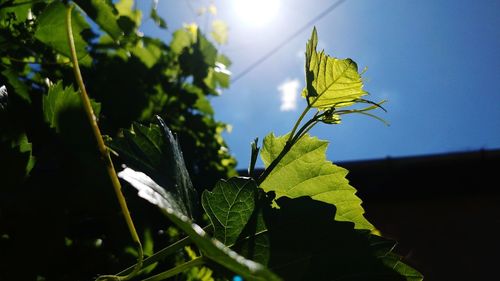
[0,0,422,280]
[107,28,422,280]
[0,0,235,280]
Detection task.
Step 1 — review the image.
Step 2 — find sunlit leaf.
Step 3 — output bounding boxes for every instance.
[260,132,373,230]
[43,81,101,133]
[131,40,162,68]
[35,2,90,60]
[119,168,281,281]
[303,27,367,109]
[211,19,228,45]
[170,29,193,54]
[115,0,142,33]
[119,167,189,217]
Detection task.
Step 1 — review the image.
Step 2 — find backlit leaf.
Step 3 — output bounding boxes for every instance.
[211,19,228,45]
[170,29,193,54]
[43,81,101,133]
[202,177,257,245]
[35,2,90,59]
[260,132,373,230]
[131,41,162,68]
[303,27,367,109]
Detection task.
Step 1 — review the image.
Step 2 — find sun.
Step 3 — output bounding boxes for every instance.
[232,0,281,27]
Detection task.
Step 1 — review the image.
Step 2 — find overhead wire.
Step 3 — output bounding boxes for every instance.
[231,0,348,84]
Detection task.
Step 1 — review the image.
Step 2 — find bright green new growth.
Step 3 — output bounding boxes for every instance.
[260,133,374,230]
[303,27,367,109]
[43,81,101,133]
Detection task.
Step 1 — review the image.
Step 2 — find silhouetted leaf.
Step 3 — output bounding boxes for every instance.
[75,0,123,40]
[264,196,406,281]
[108,117,196,218]
[1,69,30,103]
[115,0,141,34]
[150,0,167,29]
[43,81,101,133]
[118,168,281,281]
[260,132,373,230]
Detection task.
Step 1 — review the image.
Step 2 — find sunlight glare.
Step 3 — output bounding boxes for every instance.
[233,0,281,27]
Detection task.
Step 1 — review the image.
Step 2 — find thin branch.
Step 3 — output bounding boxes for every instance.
[66,4,143,280]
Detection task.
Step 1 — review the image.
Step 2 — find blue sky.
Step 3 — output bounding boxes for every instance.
[140,0,500,169]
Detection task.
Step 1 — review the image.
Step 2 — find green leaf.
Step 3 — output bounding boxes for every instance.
[74,0,123,40]
[43,81,101,133]
[170,29,193,54]
[211,19,228,45]
[202,177,258,245]
[369,235,424,281]
[303,27,367,109]
[263,196,409,281]
[118,168,281,281]
[260,132,374,230]
[131,41,162,68]
[1,69,30,103]
[108,117,196,218]
[0,133,35,188]
[381,253,423,281]
[115,0,142,34]
[196,31,217,67]
[0,0,32,25]
[35,2,90,60]
[11,133,34,176]
[150,1,167,29]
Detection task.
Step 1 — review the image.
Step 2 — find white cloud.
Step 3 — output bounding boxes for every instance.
[278,78,301,111]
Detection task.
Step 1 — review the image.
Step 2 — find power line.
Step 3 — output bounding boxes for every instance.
[232,0,348,83]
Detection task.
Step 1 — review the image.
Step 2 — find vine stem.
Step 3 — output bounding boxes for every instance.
[65,4,143,280]
[140,256,205,281]
[287,104,311,144]
[117,236,191,276]
[257,104,312,184]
